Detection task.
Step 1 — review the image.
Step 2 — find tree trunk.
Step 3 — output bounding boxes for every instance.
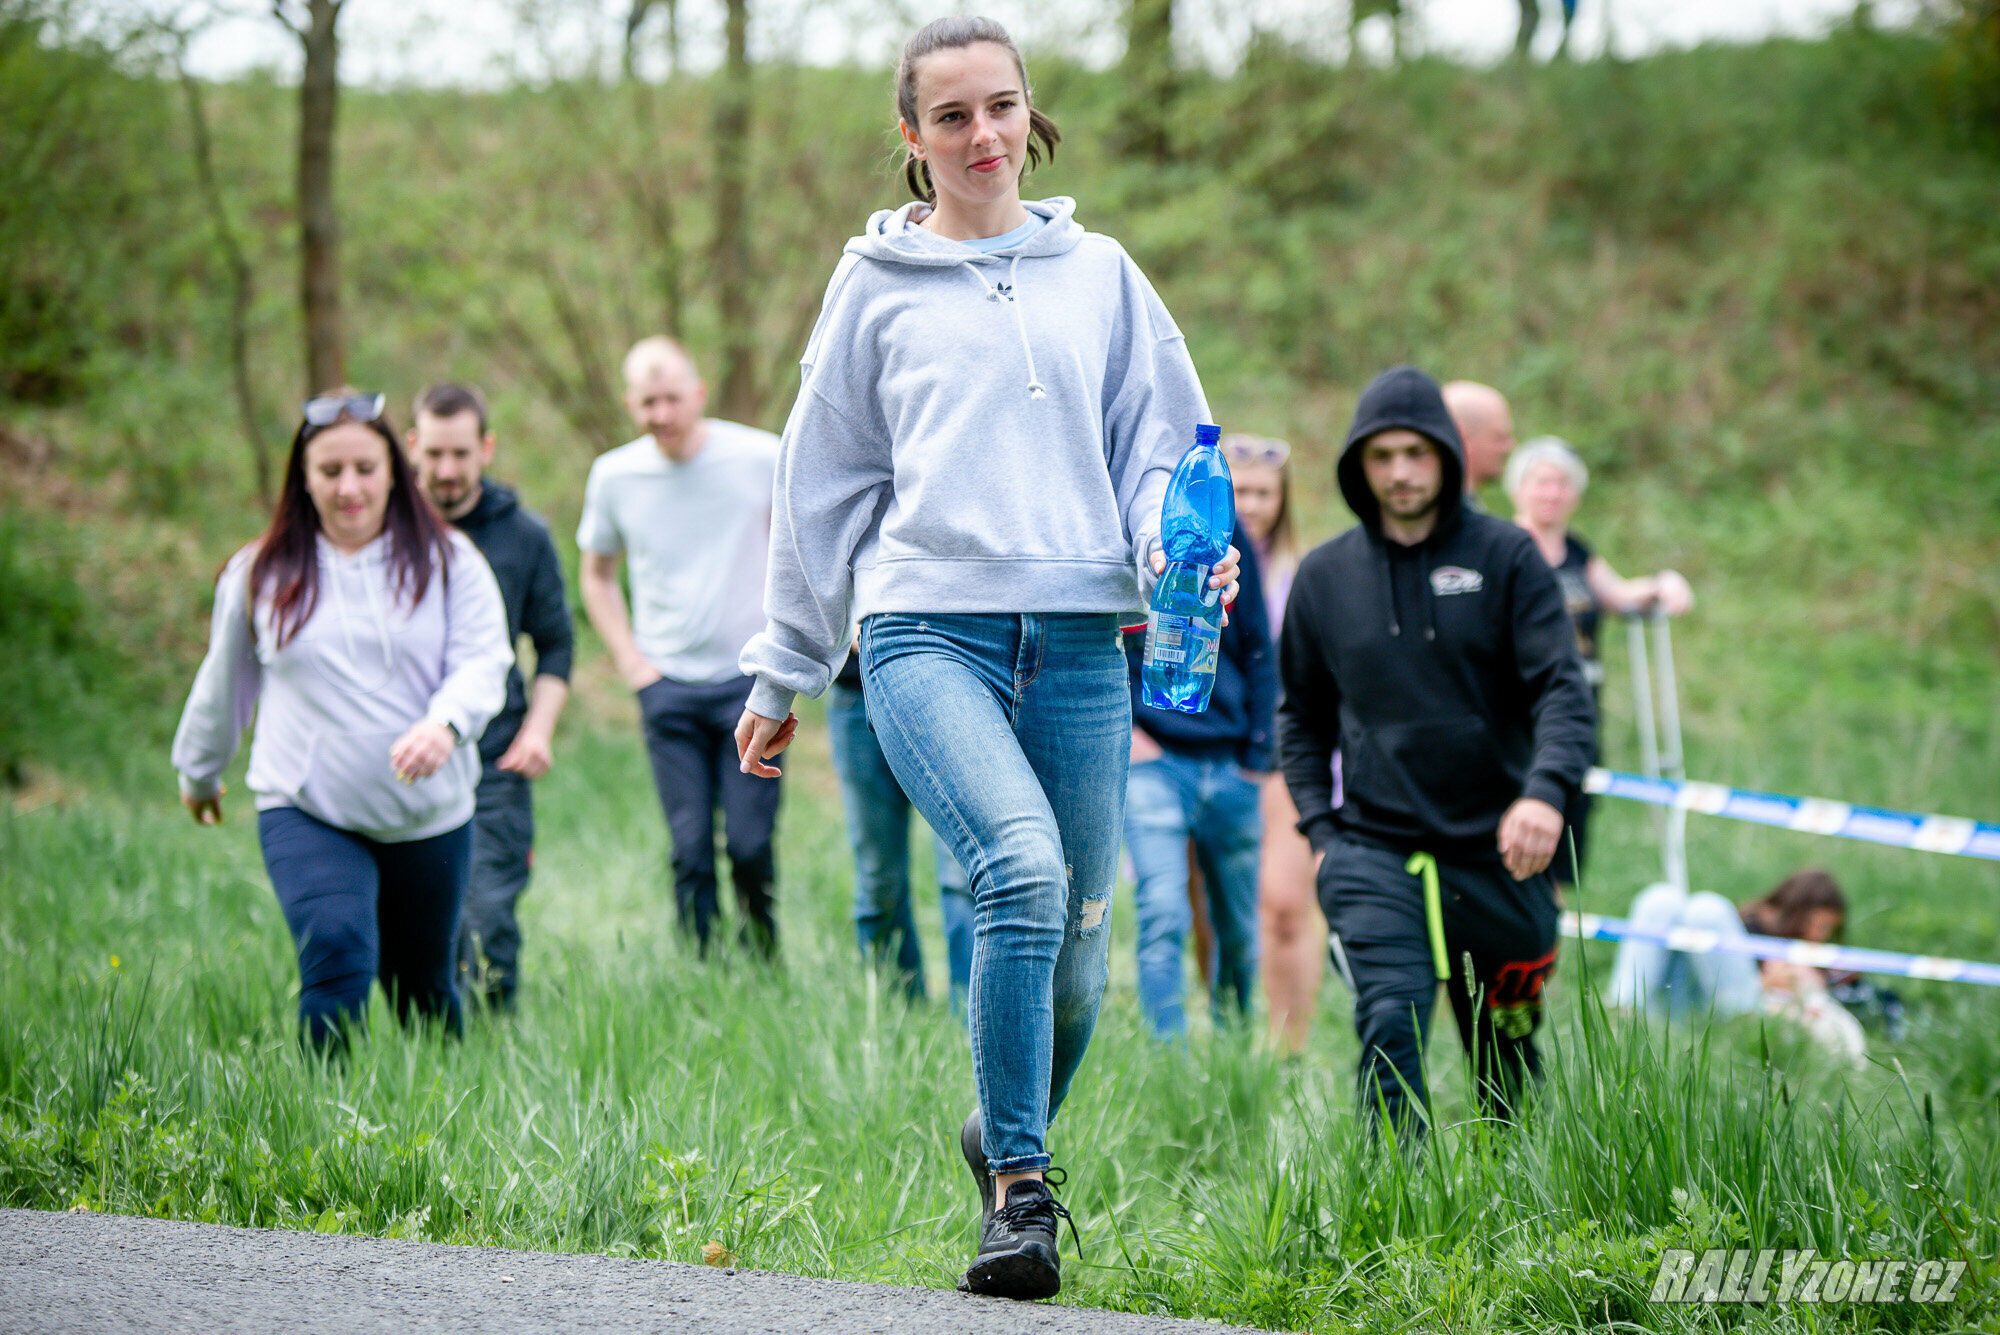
[175,53,271,503]
[297,0,344,393]
[710,0,754,420]
[1515,0,1541,59]
[627,66,683,336]
[622,0,680,79]
[1118,0,1175,162]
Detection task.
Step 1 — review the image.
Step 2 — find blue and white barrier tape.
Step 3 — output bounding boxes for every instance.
[1584,768,2000,862]
[1560,912,2000,987]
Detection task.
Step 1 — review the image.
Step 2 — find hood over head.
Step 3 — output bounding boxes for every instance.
[1336,365,1465,538]
[845,196,1084,267]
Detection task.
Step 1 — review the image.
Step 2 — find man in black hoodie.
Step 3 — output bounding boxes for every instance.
[1277,365,1593,1132]
[412,383,575,1010]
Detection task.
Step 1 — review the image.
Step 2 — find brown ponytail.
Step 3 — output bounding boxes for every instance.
[895,16,1061,205]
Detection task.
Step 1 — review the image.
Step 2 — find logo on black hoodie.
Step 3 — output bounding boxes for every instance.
[1431,566,1484,596]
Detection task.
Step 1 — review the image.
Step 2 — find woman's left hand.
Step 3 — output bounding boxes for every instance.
[390,720,456,783]
[1151,544,1243,626]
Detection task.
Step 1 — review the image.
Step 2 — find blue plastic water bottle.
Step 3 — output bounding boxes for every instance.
[1141,423,1234,714]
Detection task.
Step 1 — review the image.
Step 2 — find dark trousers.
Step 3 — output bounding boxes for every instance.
[258,806,471,1050]
[638,673,781,955]
[1318,833,1558,1133]
[457,767,534,1009]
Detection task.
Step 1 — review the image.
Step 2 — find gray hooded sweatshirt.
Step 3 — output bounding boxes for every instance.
[739,196,1210,720]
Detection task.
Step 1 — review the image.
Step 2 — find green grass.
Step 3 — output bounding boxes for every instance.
[2,688,1995,1332]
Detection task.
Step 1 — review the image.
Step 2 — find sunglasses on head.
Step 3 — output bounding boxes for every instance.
[302,393,387,428]
[1221,434,1292,467]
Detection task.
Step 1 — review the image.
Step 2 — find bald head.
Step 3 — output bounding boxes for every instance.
[1442,381,1515,492]
[622,335,698,389]
[622,335,708,461]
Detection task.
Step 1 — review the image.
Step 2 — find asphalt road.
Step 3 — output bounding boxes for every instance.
[0,1208,1271,1334]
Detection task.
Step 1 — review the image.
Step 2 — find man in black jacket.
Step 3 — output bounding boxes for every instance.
[412,383,575,1010]
[1278,365,1593,1131]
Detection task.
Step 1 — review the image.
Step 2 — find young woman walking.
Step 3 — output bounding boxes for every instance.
[735,16,1235,1299]
[173,392,514,1052]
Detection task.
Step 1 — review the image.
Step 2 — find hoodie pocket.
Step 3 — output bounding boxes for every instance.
[295,729,465,837]
[1351,716,1513,830]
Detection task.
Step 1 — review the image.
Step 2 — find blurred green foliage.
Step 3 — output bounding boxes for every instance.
[0,514,111,783]
[0,6,200,403]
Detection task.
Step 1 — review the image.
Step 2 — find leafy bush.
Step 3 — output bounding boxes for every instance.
[0,5,201,404]
[0,513,125,784]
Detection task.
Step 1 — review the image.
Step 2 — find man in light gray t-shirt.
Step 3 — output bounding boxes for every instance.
[578,336,781,956]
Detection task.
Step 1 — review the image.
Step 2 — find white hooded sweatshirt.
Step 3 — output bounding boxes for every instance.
[738,196,1211,721]
[172,529,514,843]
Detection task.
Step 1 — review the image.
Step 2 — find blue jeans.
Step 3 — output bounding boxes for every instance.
[1123,753,1262,1037]
[860,612,1128,1174]
[258,806,471,1050]
[1605,883,1763,1021]
[827,681,973,1004]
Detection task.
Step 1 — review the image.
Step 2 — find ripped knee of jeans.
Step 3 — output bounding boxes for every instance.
[1075,888,1112,937]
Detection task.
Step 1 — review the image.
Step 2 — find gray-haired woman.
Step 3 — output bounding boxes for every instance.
[1506,437,1692,889]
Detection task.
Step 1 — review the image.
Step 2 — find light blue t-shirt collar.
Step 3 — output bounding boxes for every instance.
[962,213,1048,254]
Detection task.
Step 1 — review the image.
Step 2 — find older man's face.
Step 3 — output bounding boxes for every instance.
[624,355,706,456]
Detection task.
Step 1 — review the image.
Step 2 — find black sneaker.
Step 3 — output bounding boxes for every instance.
[960,1109,994,1227]
[958,1177,1076,1300]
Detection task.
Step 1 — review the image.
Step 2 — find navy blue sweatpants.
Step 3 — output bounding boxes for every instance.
[258,806,472,1049]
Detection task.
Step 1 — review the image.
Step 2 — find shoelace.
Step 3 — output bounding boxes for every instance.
[993,1168,1083,1258]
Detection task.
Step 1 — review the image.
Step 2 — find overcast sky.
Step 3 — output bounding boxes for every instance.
[179,0,1916,87]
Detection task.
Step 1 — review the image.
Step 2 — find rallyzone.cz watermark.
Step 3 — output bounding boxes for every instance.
[1651,1250,1969,1305]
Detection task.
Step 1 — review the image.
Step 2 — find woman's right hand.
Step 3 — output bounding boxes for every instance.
[1632,571,1694,617]
[735,709,799,778]
[183,789,224,826]
[1654,570,1694,617]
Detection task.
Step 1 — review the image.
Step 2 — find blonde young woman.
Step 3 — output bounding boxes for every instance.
[1223,434,1326,1055]
[732,16,1237,1300]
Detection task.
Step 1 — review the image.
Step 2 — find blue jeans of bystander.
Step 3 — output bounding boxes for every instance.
[1605,883,1763,1021]
[827,681,973,1005]
[1123,753,1262,1037]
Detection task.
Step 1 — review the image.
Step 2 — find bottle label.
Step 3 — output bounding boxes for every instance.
[1144,610,1188,665]
[1145,611,1220,673]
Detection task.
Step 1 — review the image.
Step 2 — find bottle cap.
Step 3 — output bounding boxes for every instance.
[1195,423,1221,445]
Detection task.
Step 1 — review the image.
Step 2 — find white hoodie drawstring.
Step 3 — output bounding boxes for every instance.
[325,541,396,674]
[959,256,1047,401]
[329,547,361,668]
[358,549,394,672]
